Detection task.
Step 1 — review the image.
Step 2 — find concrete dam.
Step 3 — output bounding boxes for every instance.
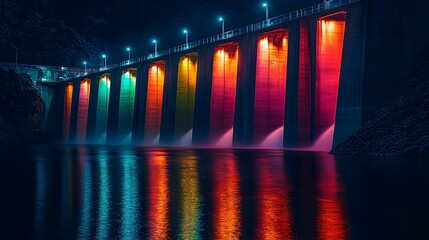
[40,0,429,150]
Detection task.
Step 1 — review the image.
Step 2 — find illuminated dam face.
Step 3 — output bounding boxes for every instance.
[254,30,288,144]
[63,83,73,140]
[76,79,91,142]
[315,13,346,146]
[175,53,198,142]
[118,69,137,143]
[144,61,165,145]
[61,12,349,149]
[95,74,111,143]
[210,43,239,144]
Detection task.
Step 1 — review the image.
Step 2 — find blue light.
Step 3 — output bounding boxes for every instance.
[83,61,87,65]
[183,29,188,34]
[102,54,106,58]
[219,17,223,21]
[126,47,131,51]
[152,39,157,43]
[263,2,268,7]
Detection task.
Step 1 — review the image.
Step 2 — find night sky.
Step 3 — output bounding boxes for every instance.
[49,0,319,64]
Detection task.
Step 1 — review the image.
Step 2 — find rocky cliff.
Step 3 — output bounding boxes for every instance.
[0,67,45,143]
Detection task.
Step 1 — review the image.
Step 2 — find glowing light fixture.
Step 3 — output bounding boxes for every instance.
[262,3,269,20]
[83,61,87,73]
[102,54,107,67]
[219,17,224,35]
[183,29,188,45]
[126,47,131,61]
[152,39,157,57]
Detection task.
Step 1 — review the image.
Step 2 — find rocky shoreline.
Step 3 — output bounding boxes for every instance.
[332,59,429,157]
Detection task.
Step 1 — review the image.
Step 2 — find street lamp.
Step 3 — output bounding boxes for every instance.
[263,3,269,20]
[152,39,157,57]
[83,61,87,73]
[219,17,224,35]
[102,54,107,67]
[183,29,188,45]
[126,47,131,61]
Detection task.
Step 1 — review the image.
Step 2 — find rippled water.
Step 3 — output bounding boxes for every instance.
[0,145,428,239]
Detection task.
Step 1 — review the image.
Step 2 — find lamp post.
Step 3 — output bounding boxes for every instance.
[183,29,188,45]
[263,3,269,20]
[126,47,131,61]
[152,39,157,57]
[83,61,87,73]
[219,17,224,35]
[102,54,107,67]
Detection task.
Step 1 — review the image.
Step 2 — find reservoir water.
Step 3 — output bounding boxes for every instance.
[0,145,428,239]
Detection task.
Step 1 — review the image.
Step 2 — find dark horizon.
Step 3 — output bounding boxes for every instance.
[0,0,319,67]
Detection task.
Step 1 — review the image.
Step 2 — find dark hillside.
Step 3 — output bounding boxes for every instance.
[332,54,429,157]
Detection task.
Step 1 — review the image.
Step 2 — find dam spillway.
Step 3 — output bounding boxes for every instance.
[40,0,423,150]
[59,10,348,148]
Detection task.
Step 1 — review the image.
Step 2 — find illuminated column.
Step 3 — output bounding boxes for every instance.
[144,61,165,145]
[95,74,111,143]
[118,68,137,143]
[159,55,179,145]
[254,30,288,144]
[210,43,239,144]
[192,47,214,146]
[233,34,258,146]
[284,20,312,148]
[76,79,91,142]
[315,13,346,146]
[175,53,198,141]
[63,83,73,140]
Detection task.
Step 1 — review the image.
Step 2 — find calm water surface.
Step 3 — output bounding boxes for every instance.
[0,145,428,239]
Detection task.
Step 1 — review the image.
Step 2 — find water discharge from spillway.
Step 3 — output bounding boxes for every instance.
[76,79,91,142]
[210,43,239,146]
[254,30,288,145]
[95,74,111,144]
[315,13,346,148]
[144,61,165,145]
[175,53,198,143]
[118,69,137,144]
[63,83,73,141]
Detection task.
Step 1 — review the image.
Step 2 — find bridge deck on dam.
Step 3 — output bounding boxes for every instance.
[40,0,378,150]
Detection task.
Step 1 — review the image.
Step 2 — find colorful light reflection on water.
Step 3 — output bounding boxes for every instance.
[1,146,429,239]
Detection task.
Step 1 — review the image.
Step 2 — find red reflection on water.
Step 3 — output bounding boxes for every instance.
[147,151,169,240]
[316,154,348,240]
[256,155,292,239]
[212,153,241,239]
